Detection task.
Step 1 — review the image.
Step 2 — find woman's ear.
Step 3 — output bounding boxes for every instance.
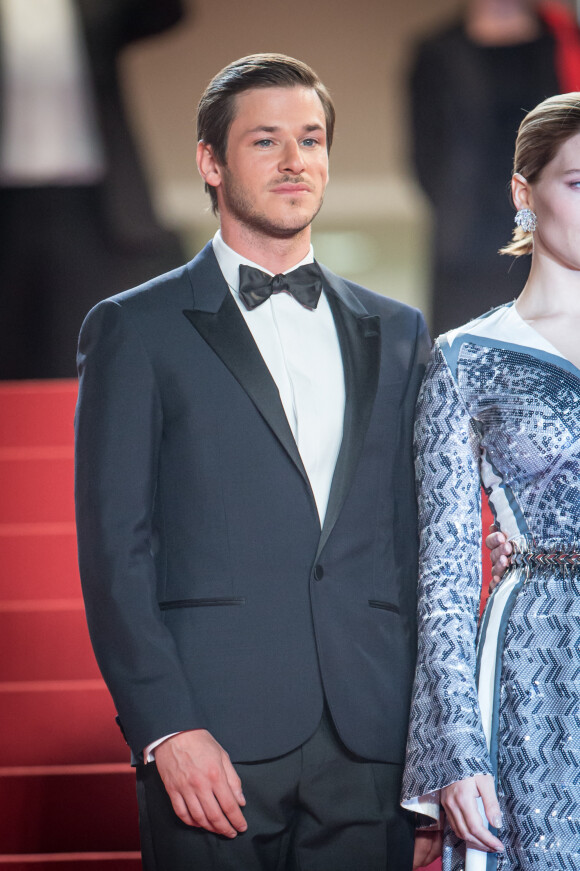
[511,172,533,212]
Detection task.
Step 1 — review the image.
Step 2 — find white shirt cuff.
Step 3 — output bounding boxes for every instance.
[144,731,182,763]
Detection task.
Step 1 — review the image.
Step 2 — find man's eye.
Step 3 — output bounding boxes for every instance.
[256,139,273,147]
[302,138,317,147]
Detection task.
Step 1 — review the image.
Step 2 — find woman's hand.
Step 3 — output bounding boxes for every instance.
[441,774,504,853]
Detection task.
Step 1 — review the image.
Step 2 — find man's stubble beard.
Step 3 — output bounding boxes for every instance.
[219,169,324,240]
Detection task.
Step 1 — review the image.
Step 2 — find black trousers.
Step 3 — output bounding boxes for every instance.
[136,709,415,871]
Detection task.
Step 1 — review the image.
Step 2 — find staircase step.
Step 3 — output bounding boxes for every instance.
[0,857,141,871]
[0,609,100,682]
[0,685,127,765]
[0,769,139,853]
[0,457,74,524]
[0,531,79,600]
[0,381,77,448]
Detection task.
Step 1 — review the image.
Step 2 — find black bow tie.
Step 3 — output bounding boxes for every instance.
[238,263,323,311]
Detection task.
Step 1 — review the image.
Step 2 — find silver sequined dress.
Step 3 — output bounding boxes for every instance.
[401,303,580,871]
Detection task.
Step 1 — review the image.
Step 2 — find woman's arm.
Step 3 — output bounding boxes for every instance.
[402,343,494,818]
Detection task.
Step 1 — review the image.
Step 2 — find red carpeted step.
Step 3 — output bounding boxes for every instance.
[0,380,144,867]
[0,609,100,682]
[0,859,141,871]
[0,685,127,766]
[0,456,74,525]
[0,858,141,871]
[0,769,139,853]
[0,532,79,600]
[0,381,77,449]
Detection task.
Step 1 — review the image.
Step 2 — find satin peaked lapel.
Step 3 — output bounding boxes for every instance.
[182,246,310,489]
[316,267,381,559]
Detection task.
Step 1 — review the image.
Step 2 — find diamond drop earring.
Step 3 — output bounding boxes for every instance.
[514,208,537,233]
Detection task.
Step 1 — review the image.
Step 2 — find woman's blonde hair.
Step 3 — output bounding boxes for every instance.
[501,91,580,256]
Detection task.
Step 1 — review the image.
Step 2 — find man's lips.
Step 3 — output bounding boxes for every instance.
[270,183,311,193]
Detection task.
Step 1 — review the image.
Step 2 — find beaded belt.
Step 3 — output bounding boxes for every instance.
[512,550,580,571]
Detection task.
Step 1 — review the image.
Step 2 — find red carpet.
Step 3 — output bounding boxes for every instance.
[0,381,140,869]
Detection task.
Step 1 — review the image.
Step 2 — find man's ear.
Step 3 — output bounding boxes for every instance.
[197,141,222,191]
[511,172,533,212]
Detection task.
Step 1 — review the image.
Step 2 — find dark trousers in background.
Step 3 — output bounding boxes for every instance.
[0,186,183,380]
[136,708,415,871]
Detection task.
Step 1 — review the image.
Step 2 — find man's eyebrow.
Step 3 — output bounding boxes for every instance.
[247,125,279,134]
[245,123,326,134]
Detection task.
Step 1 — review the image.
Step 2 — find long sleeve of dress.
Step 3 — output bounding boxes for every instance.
[402,342,493,812]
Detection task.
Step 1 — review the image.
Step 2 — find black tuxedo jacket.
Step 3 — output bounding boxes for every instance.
[75,243,430,764]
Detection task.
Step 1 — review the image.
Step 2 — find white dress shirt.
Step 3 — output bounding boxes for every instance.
[145,232,346,761]
[0,0,105,184]
[212,230,345,526]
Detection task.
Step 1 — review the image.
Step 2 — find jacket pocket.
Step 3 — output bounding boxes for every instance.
[159,597,246,610]
[368,599,400,614]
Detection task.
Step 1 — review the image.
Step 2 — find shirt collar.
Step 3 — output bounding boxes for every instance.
[211,229,315,295]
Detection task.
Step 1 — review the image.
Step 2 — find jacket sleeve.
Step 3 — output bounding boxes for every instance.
[393,308,431,645]
[75,299,199,761]
[401,342,492,811]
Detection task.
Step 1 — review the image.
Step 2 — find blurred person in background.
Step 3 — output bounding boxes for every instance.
[0,0,185,380]
[410,0,580,336]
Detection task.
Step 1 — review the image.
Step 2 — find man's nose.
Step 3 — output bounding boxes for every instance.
[278,140,305,175]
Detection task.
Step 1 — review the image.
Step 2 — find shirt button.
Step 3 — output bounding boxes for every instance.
[314,564,324,581]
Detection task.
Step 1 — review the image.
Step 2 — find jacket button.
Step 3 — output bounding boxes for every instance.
[314,564,324,581]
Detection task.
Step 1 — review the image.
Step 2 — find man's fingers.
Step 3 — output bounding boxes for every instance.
[207,752,247,832]
[213,780,248,832]
[174,781,246,837]
[223,753,246,806]
[423,833,443,866]
[485,527,513,589]
[485,530,504,549]
[487,532,512,561]
[154,730,247,835]
[166,788,204,828]
[413,830,442,869]
[195,788,242,837]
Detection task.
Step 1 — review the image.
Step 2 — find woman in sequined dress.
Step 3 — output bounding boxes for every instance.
[402,92,580,871]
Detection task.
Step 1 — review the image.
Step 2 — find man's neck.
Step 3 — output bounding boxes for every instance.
[219,221,312,274]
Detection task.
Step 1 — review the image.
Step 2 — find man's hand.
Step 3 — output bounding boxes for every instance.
[486,526,513,593]
[441,775,504,853]
[413,827,443,868]
[154,729,247,837]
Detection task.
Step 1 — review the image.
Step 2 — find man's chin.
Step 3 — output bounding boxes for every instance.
[267,221,314,239]
[261,205,324,239]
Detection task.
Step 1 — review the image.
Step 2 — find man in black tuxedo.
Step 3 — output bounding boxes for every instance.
[75,54,433,870]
